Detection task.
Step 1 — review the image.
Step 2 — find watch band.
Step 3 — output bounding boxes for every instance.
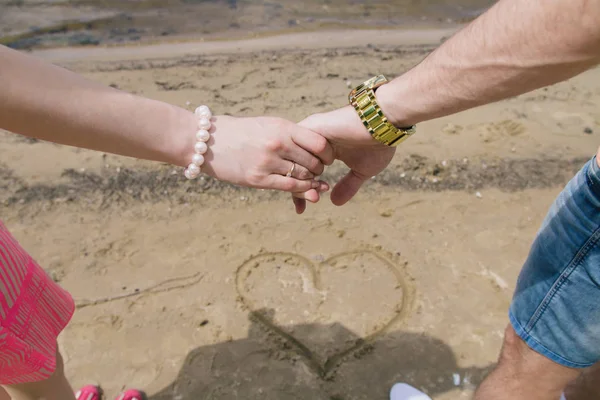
[349,75,416,147]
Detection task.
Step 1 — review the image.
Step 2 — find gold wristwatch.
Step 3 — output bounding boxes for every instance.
[348,75,416,147]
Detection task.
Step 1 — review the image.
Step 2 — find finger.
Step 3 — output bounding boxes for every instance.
[283,142,326,176]
[292,189,320,203]
[309,180,330,193]
[266,175,324,193]
[293,196,307,214]
[330,170,367,206]
[316,180,330,193]
[291,129,335,166]
[291,180,330,214]
[277,160,315,180]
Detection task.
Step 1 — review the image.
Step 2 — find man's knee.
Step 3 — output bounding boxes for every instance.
[495,325,534,373]
[494,325,580,391]
[499,324,547,368]
[499,324,525,361]
[475,325,581,400]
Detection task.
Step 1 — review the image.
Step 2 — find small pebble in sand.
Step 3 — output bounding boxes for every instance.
[476,192,483,199]
[453,373,461,386]
[380,209,393,218]
[346,80,352,88]
[584,127,593,134]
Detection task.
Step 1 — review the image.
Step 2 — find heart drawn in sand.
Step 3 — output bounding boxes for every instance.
[235,249,413,377]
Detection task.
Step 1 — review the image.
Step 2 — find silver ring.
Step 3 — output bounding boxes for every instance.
[286,162,296,177]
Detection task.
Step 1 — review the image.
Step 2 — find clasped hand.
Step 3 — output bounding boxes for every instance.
[206,106,395,214]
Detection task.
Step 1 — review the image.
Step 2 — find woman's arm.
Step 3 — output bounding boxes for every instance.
[0,45,332,196]
[0,45,194,167]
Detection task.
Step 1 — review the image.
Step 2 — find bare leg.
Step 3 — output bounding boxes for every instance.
[0,388,11,400]
[474,325,581,400]
[564,362,600,400]
[1,347,76,400]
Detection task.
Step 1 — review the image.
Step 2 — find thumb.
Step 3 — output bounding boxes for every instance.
[330,170,367,206]
[292,196,306,214]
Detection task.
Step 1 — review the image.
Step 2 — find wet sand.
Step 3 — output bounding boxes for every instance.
[1,0,493,49]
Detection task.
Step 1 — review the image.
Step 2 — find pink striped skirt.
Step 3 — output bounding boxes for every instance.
[0,221,75,385]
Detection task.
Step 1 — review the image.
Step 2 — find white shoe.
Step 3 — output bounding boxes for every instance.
[390,383,433,400]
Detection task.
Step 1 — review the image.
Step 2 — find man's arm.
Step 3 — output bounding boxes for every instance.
[297,0,600,211]
[377,0,600,126]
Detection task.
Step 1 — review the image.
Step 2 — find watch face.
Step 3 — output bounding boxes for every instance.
[350,75,388,102]
[366,75,388,90]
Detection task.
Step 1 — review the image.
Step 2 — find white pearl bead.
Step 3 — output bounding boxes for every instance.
[198,118,211,130]
[184,168,198,180]
[196,130,210,142]
[187,163,200,175]
[195,105,211,118]
[194,141,208,154]
[192,153,205,166]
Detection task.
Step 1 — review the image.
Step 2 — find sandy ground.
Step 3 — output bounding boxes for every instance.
[1,28,600,400]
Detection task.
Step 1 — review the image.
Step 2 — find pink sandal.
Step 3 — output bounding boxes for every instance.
[115,389,146,400]
[75,385,103,400]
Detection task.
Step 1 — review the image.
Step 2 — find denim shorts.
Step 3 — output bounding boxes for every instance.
[510,156,600,368]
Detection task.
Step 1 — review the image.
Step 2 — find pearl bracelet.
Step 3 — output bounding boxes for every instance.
[184,105,212,180]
